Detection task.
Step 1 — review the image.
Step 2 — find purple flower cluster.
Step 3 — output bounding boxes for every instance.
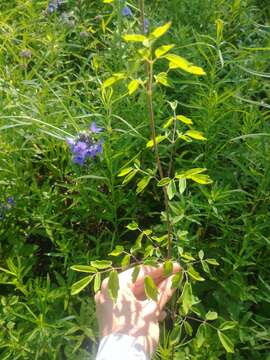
[0,197,15,221]
[48,0,61,14]
[122,6,132,17]
[66,122,103,166]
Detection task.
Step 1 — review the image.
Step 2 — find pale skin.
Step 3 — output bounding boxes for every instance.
[95,262,181,358]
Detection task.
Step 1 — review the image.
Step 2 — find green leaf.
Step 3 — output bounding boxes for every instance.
[90,260,112,270]
[198,250,204,260]
[128,79,140,95]
[146,135,167,148]
[219,321,237,331]
[178,178,186,194]
[163,260,173,277]
[151,22,171,39]
[165,53,206,75]
[118,167,133,177]
[206,258,220,266]
[167,180,177,200]
[122,169,138,184]
[176,115,193,125]
[163,116,174,129]
[187,266,205,281]
[206,311,218,320]
[157,177,171,187]
[126,221,139,231]
[155,44,175,58]
[171,271,183,289]
[154,72,171,87]
[132,266,140,283]
[218,330,234,353]
[122,34,147,42]
[184,168,207,176]
[102,73,126,88]
[121,254,131,270]
[188,174,212,185]
[71,275,93,295]
[170,324,181,345]
[180,282,193,314]
[109,246,124,256]
[184,321,193,336]
[108,270,119,303]
[136,176,152,194]
[70,265,97,273]
[195,324,206,348]
[94,273,101,293]
[185,130,207,141]
[144,275,159,301]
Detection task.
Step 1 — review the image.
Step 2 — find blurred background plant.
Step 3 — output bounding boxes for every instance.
[0,0,269,359]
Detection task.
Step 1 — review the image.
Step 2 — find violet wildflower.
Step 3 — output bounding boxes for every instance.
[0,197,15,220]
[48,0,61,14]
[7,196,15,206]
[66,123,103,166]
[122,5,132,17]
[143,18,149,34]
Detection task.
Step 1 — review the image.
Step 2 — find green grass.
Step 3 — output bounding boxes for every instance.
[0,0,270,359]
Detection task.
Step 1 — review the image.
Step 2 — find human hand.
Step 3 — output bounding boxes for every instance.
[95,262,180,358]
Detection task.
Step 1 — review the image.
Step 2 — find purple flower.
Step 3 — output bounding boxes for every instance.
[144,18,149,34]
[48,0,61,14]
[7,197,15,206]
[66,125,104,166]
[90,122,102,134]
[48,2,55,13]
[122,6,132,17]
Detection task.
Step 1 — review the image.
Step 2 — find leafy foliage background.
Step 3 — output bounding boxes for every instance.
[0,0,269,359]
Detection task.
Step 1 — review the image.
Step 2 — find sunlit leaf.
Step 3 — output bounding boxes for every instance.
[122,34,147,42]
[90,260,112,270]
[185,130,207,140]
[118,167,133,177]
[163,260,173,276]
[122,169,138,184]
[71,275,93,295]
[167,180,177,200]
[178,178,186,194]
[165,53,206,75]
[195,324,206,348]
[176,115,193,125]
[70,265,97,273]
[136,176,152,194]
[109,246,124,256]
[146,135,167,148]
[151,22,171,39]
[132,266,140,283]
[157,177,171,186]
[144,275,158,301]
[121,254,131,270]
[94,273,101,293]
[184,321,193,336]
[206,258,220,266]
[219,321,237,331]
[206,311,218,320]
[188,174,213,185]
[187,265,205,281]
[218,330,234,353]
[128,79,140,95]
[108,270,119,303]
[155,72,171,87]
[155,44,175,58]
[163,116,174,129]
[126,221,139,230]
[185,168,207,176]
[180,282,193,314]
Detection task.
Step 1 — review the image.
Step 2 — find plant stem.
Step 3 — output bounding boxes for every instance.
[146,59,173,258]
[139,0,172,258]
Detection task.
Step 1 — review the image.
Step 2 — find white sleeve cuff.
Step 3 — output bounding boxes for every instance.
[96,333,149,360]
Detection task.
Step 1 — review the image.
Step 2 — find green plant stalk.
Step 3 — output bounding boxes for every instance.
[139,0,172,258]
[146,58,173,258]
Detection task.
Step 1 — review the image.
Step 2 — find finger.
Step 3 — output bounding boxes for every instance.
[156,274,177,311]
[133,262,180,299]
[158,310,167,322]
